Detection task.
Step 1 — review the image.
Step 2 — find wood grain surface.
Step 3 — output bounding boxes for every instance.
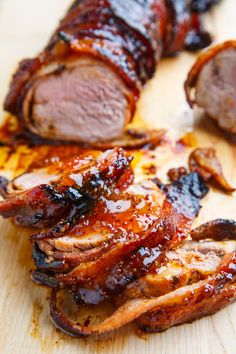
[0,1,236,353]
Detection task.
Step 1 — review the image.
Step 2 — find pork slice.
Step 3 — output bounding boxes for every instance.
[23,57,131,143]
[195,48,236,135]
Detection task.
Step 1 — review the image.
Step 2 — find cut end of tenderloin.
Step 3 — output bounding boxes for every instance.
[195,47,236,135]
[23,57,132,143]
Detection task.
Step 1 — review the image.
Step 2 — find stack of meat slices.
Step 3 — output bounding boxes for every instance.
[1,147,236,337]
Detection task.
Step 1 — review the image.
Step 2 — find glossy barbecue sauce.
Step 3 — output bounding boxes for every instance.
[54,181,169,303]
[36,173,207,305]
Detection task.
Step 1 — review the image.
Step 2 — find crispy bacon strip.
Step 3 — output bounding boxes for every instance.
[189,148,235,193]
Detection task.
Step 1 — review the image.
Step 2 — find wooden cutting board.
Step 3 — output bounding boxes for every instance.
[0,1,236,353]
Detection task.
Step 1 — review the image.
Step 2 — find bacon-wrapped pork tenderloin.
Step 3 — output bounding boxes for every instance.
[4,0,221,144]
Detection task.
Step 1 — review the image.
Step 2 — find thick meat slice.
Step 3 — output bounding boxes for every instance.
[116,240,234,304]
[185,41,236,136]
[137,252,236,332]
[0,148,133,227]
